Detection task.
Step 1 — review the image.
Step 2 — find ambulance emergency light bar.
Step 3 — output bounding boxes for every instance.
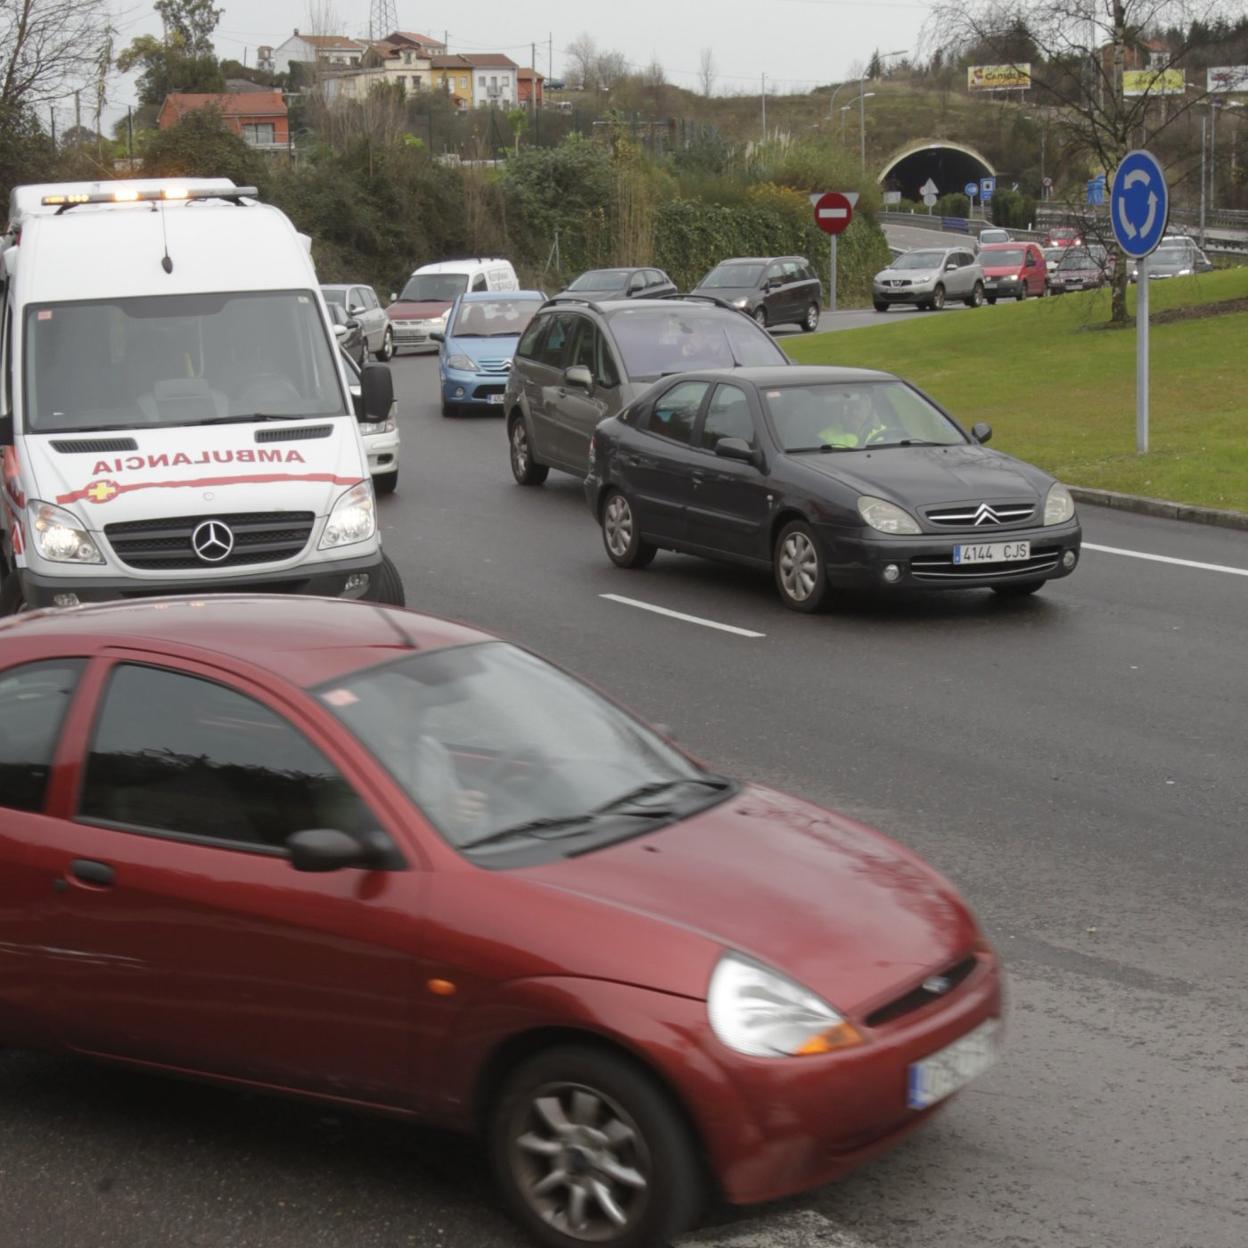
[41,186,258,210]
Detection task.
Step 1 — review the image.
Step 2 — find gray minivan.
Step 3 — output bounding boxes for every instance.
[504,298,788,485]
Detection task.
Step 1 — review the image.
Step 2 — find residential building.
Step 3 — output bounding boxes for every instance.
[157,92,289,151]
[517,67,544,108]
[464,53,519,108]
[432,55,476,107]
[270,30,366,74]
[386,31,446,59]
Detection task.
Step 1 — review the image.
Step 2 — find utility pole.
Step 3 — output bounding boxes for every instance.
[127,105,133,162]
[531,41,536,116]
[1198,114,1207,247]
[859,74,866,170]
[49,106,56,147]
[761,73,766,141]
[74,90,82,138]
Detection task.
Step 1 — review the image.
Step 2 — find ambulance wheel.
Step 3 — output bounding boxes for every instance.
[0,574,26,615]
[375,554,406,606]
[374,468,398,496]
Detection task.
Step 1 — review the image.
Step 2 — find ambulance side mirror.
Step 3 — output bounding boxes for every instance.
[0,414,12,445]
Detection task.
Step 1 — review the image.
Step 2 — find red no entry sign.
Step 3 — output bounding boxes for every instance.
[813,191,854,235]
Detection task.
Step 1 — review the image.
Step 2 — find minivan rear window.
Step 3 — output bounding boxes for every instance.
[607,308,786,381]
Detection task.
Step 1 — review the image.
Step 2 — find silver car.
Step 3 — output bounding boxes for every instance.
[873,247,985,312]
[322,284,395,361]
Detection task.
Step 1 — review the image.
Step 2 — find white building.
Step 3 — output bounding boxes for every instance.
[270,30,366,74]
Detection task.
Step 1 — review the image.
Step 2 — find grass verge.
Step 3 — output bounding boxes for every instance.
[785,268,1248,513]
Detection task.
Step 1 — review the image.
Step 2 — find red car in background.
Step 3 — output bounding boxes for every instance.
[0,597,1002,1248]
[1043,225,1082,248]
[978,241,1050,302]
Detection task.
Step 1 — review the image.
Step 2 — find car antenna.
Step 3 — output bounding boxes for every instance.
[158,199,173,274]
[369,603,420,649]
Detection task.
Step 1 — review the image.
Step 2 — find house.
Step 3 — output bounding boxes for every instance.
[386,31,446,59]
[270,30,366,74]
[432,55,476,107]
[464,53,520,107]
[1098,35,1173,79]
[158,92,289,150]
[517,67,544,108]
[257,46,275,73]
[355,33,441,96]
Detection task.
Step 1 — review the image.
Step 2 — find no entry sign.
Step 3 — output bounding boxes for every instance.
[813,191,854,235]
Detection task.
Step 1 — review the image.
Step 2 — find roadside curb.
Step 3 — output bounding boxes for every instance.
[1070,486,1248,532]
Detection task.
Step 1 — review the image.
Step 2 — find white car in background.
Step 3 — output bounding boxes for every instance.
[340,347,400,495]
[322,283,394,360]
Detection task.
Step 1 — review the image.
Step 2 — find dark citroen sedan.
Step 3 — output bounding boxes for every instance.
[585,366,1081,610]
[0,596,1002,1247]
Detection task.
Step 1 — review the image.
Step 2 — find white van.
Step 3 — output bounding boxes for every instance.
[387,257,519,352]
[0,178,404,613]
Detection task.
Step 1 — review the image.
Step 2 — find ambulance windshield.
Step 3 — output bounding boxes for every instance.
[22,290,347,433]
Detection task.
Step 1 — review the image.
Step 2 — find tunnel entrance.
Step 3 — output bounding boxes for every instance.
[880,142,996,202]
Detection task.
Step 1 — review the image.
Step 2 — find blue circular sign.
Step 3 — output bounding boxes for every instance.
[964,181,979,197]
[1111,150,1169,259]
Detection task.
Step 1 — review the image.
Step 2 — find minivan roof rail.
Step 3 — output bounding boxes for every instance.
[657,293,738,312]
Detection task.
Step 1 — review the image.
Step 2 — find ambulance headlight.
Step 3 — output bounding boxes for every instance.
[29,502,104,564]
[319,480,376,549]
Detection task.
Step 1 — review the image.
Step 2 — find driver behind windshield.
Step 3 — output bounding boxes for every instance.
[770,386,886,448]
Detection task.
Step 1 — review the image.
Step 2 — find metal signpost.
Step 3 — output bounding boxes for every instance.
[979,176,995,205]
[920,177,938,210]
[1110,150,1170,455]
[964,181,979,215]
[810,191,857,313]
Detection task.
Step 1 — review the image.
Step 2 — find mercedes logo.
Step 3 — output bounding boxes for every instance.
[191,519,235,563]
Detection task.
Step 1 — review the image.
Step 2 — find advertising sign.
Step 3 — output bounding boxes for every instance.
[1122,69,1185,96]
[967,64,1032,91]
[1207,66,1248,94]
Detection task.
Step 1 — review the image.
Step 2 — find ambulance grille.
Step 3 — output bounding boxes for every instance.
[52,437,139,454]
[105,511,316,570]
[254,425,334,443]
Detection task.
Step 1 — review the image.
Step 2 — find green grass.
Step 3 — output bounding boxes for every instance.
[784,269,1248,512]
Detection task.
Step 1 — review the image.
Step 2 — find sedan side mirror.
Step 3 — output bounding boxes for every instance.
[430,331,445,343]
[971,421,992,444]
[287,829,373,873]
[945,260,958,271]
[564,364,594,391]
[361,363,394,420]
[714,437,757,465]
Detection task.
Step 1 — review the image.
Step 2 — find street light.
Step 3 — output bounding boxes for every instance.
[861,48,908,172]
[1196,98,1242,246]
[842,94,874,144]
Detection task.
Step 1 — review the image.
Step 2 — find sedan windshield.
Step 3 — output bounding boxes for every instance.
[608,308,787,380]
[891,251,946,270]
[765,381,965,451]
[399,273,469,302]
[451,298,543,337]
[699,263,765,288]
[1058,249,1097,269]
[23,290,346,434]
[569,269,630,291]
[318,642,717,862]
[983,249,1025,267]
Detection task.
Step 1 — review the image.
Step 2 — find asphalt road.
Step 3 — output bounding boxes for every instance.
[3,350,1246,1248]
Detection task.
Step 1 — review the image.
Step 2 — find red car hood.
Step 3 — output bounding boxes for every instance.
[520,784,979,1014]
[387,300,450,320]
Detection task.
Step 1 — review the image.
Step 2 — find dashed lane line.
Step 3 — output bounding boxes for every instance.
[599,593,766,638]
[1083,542,1248,579]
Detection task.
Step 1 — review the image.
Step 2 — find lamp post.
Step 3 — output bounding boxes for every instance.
[861,48,908,172]
[843,94,873,144]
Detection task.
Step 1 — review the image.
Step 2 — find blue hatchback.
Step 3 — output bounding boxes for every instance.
[435,290,546,416]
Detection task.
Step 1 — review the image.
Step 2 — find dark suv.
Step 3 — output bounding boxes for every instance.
[504,297,789,485]
[691,257,823,332]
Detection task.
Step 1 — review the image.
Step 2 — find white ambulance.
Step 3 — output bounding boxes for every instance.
[0,178,405,613]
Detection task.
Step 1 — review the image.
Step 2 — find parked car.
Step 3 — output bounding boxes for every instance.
[1042,246,1066,290]
[1051,246,1110,293]
[387,258,520,353]
[432,290,546,417]
[1042,226,1082,248]
[322,283,394,360]
[0,593,1003,1248]
[977,242,1048,302]
[1129,235,1214,281]
[872,247,985,311]
[505,297,789,486]
[977,227,1012,245]
[690,256,823,332]
[556,267,678,301]
[585,365,1081,609]
[326,300,366,367]
[339,346,400,494]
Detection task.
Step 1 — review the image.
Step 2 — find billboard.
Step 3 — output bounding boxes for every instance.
[967,63,1031,91]
[1207,66,1248,94]
[1122,69,1185,96]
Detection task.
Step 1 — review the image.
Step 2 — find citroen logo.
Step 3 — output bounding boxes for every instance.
[191,519,234,563]
[502,359,512,371]
[922,975,953,996]
[972,503,1001,526]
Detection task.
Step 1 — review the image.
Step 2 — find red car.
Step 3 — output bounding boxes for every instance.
[978,242,1049,302]
[0,597,1003,1248]
[1043,226,1082,248]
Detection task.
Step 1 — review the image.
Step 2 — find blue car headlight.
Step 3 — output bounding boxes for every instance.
[445,353,476,372]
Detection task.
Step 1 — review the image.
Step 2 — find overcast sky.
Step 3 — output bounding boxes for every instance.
[89,0,934,131]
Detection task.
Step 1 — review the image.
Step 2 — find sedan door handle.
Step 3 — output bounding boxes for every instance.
[68,859,115,888]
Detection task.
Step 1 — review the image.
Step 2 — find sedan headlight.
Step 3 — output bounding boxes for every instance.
[445,353,476,372]
[858,496,921,535]
[708,953,862,1057]
[1044,482,1075,526]
[28,501,103,563]
[319,480,376,550]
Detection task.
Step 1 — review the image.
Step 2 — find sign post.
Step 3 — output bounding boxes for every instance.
[964,181,979,217]
[920,177,938,211]
[1110,150,1170,455]
[810,191,857,314]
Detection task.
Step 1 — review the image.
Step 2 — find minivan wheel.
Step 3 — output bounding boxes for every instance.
[873,301,889,313]
[509,416,549,486]
[929,284,946,311]
[602,491,656,569]
[965,281,985,308]
[774,520,828,612]
[753,306,767,329]
[1017,282,1028,302]
[801,302,820,332]
[490,1046,703,1248]
[375,327,394,361]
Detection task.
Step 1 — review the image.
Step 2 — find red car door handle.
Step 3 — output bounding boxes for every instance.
[68,859,115,888]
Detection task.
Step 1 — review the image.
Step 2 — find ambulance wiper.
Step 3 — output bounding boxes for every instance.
[195,413,315,425]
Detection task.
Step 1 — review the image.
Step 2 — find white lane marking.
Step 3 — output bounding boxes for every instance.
[676,1210,880,1247]
[599,593,765,638]
[1084,542,1248,579]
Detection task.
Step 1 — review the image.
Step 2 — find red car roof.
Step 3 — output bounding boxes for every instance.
[0,596,491,687]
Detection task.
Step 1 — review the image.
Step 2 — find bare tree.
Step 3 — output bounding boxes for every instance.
[698,46,716,97]
[1,0,110,111]
[595,50,628,93]
[927,0,1235,322]
[565,32,598,91]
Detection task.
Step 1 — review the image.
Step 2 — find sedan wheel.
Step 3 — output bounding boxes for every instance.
[774,520,828,612]
[753,306,767,329]
[801,302,820,332]
[510,416,549,486]
[491,1047,702,1248]
[602,491,656,569]
[375,326,394,361]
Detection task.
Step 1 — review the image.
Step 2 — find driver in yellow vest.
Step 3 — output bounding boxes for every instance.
[815,388,887,448]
